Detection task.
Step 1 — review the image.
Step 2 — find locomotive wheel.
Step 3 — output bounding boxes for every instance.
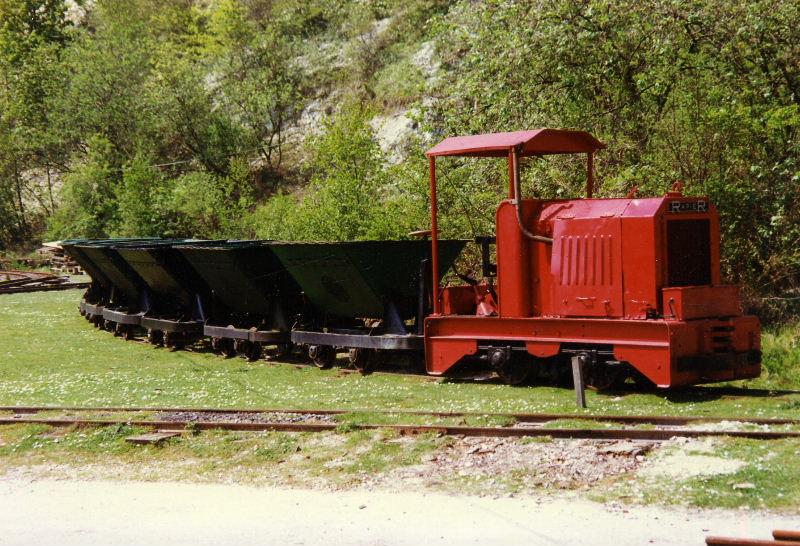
[489,349,530,386]
[147,328,164,347]
[585,363,622,391]
[348,348,377,374]
[497,361,530,385]
[309,345,335,369]
[103,319,115,332]
[122,325,136,341]
[211,337,222,352]
[114,323,128,338]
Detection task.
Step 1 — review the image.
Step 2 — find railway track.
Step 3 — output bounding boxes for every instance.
[2,406,798,441]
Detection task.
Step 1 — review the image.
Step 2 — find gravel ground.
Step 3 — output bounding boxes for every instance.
[154,411,338,424]
[369,436,654,491]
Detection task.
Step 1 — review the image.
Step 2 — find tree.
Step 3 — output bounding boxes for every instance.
[0,0,72,248]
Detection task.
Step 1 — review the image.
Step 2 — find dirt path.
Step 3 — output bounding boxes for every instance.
[0,478,795,546]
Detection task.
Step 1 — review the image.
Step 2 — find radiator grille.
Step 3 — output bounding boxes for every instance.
[666,219,711,287]
[558,234,613,286]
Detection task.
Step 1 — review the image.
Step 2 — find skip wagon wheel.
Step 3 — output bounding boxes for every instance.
[348,348,377,374]
[147,328,164,347]
[114,323,130,339]
[273,342,293,359]
[308,345,335,369]
[217,338,237,358]
[245,342,263,362]
[164,331,185,350]
[235,339,262,362]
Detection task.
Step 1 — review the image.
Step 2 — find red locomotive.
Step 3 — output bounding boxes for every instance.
[424,129,761,388]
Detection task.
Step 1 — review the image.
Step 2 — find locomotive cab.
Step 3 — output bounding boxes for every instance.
[424,129,761,387]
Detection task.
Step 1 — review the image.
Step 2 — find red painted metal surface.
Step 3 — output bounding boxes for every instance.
[429,156,440,315]
[663,285,741,320]
[423,128,761,387]
[425,129,605,158]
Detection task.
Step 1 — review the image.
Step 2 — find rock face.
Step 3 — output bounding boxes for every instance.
[369,111,417,164]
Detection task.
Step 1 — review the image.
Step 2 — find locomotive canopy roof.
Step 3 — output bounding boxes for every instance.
[425,128,605,158]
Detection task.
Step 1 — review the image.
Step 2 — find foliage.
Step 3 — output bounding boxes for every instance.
[0,0,72,247]
[46,136,118,238]
[427,0,800,318]
[0,0,798,322]
[250,104,425,240]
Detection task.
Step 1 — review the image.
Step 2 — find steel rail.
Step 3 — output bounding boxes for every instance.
[1,405,798,427]
[1,416,799,441]
[773,531,800,542]
[706,538,799,546]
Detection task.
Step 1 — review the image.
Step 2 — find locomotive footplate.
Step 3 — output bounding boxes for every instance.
[291,330,423,351]
[203,324,290,343]
[140,316,203,334]
[101,308,144,325]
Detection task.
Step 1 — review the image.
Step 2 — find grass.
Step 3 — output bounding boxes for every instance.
[762,324,800,385]
[596,438,800,511]
[1,289,799,419]
[0,423,443,488]
[2,290,800,511]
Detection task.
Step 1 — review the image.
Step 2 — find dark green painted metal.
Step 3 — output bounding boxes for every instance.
[176,241,300,315]
[113,240,214,307]
[270,240,467,318]
[61,239,111,287]
[73,240,155,304]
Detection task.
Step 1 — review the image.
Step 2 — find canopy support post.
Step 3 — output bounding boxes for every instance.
[587,152,594,198]
[429,156,440,316]
[507,149,515,199]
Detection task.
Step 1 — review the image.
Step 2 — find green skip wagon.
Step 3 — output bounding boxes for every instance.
[176,241,302,360]
[270,239,467,370]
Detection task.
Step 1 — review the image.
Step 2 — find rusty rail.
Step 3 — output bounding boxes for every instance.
[1,415,798,441]
[706,537,798,546]
[773,531,800,542]
[707,530,800,545]
[2,405,798,427]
